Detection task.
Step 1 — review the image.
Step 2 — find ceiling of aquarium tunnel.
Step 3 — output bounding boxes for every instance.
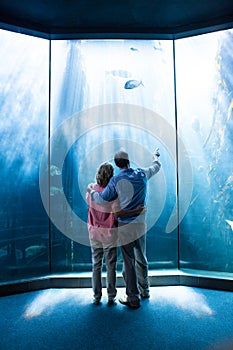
[0,0,233,39]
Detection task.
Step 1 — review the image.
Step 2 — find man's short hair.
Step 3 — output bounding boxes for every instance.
[114,151,130,168]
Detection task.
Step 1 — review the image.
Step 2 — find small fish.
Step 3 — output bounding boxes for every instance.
[130,47,139,51]
[107,70,132,78]
[226,219,233,231]
[50,186,63,196]
[153,44,162,51]
[124,79,144,90]
[50,165,62,176]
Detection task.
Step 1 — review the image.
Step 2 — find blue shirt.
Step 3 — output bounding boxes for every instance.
[90,161,161,223]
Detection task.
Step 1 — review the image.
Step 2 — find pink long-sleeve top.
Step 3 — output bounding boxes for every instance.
[86,183,118,243]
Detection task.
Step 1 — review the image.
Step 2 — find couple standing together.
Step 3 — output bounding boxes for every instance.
[86,149,161,309]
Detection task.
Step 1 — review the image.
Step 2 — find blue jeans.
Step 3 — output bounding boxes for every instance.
[118,222,149,302]
[90,238,117,300]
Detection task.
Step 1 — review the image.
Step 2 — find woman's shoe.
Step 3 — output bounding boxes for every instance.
[108,297,116,305]
[93,298,101,305]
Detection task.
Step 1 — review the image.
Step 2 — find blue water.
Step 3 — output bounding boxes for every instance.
[0,29,233,283]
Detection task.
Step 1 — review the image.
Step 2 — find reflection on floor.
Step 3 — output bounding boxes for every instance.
[1,286,233,350]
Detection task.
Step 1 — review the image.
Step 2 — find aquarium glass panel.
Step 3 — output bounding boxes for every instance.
[0,30,49,282]
[176,29,233,272]
[50,40,178,272]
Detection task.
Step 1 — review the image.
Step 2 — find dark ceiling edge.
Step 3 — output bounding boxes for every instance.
[174,20,233,40]
[0,20,233,41]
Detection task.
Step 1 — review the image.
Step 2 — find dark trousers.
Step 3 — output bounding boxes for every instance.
[119,222,149,302]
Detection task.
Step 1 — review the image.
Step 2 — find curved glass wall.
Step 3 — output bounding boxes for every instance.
[50,40,177,272]
[176,29,233,273]
[0,30,49,282]
[0,26,233,284]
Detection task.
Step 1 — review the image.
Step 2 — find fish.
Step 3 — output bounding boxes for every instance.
[124,79,144,90]
[106,70,132,78]
[153,43,163,51]
[50,165,62,176]
[130,47,139,51]
[50,186,63,196]
[226,219,233,231]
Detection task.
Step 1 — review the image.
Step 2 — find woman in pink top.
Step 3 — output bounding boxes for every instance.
[86,162,118,305]
[86,162,144,305]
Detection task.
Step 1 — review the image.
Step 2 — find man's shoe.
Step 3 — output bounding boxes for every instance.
[119,296,140,309]
[140,292,150,299]
[108,297,116,306]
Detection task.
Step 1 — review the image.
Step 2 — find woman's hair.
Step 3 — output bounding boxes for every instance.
[96,162,114,188]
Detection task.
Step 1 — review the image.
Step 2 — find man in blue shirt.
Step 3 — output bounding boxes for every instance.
[88,149,161,308]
